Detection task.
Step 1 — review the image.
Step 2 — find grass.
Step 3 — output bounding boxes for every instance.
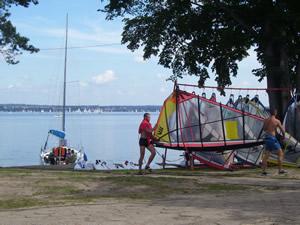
[34,185,82,195]
[0,167,299,209]
[0,198,47,210]
[0,168,35,177]
[99,176,253,199]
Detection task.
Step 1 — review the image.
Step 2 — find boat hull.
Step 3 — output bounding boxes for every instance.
[40,146,85,166]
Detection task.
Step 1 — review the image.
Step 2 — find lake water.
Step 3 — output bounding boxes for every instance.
[0,112,182,167]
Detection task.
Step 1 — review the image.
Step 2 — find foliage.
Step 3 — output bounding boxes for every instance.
[102,1,237,88]
[0,0,39,64]
[100,1,300,92]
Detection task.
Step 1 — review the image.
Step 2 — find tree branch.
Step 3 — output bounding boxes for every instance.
[218,0,259,36]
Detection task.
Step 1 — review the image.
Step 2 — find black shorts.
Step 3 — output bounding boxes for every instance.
[139,138,152,147]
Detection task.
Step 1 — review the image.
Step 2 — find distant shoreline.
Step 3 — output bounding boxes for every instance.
[0,104,161,113]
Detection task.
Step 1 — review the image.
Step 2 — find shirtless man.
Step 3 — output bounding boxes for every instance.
[261,109,287,175]
[138,113,156,174]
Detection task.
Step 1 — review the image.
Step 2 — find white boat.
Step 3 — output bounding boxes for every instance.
[40,129,86,166]
[40,15,87,166]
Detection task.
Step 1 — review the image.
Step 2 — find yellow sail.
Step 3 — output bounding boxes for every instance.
[154,93,176,143]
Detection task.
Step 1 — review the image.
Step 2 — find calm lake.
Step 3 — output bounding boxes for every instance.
[0,112,182,167]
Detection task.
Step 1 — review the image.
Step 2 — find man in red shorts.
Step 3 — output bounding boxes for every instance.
[138,113,156,174]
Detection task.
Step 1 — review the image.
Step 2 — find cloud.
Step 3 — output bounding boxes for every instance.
[7,83,23,89]
[15,20,131,55]
[92,70,117,85]
[41,27,121,44]
[79,81,88,87]
[89,46,129,54]
[39,27,129,55]
[16,17,123,43]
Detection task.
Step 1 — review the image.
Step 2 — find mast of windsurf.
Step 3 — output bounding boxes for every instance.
[62,14,68,133]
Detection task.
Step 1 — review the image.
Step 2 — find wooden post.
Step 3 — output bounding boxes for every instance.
[184,151,189,168]
[189,151,194,170]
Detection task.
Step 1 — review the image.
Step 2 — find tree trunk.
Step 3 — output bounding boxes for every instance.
[263,19,291,120]
[266,49,290,120]
[295,58,300,93]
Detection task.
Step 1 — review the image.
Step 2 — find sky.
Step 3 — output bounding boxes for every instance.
[0,0,268,106]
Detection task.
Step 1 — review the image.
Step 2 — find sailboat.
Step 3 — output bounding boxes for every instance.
[40,15,86,166]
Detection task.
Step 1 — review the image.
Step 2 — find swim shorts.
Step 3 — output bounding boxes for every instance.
[264,134,281,153]
[139,138,152,147]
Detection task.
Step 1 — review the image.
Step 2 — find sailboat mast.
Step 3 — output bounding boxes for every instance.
[62,14,68,132]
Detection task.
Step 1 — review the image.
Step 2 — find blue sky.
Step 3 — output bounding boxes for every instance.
[0,0,268,106]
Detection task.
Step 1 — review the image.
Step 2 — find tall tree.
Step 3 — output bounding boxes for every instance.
[101,0,300,119]
[0,0,39,64]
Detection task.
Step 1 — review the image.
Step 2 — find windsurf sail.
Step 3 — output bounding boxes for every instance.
[283,94,300,142]
[232,95,268,165]
[192,151,235,170]
[236,95,300,167]
[235,95,269,119]
[155,84,300,169]
[153,88,265,152]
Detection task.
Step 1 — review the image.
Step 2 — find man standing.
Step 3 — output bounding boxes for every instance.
[261,109,287,175]
[138,113,156,174]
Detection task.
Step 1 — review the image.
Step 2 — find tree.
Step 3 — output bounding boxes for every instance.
[100,0,300,119]
[0,0,39,64]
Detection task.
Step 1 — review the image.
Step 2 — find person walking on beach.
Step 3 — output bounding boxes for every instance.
[261,109,287,175]
[138,113,156,174]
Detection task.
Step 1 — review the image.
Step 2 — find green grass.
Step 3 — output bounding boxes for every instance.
[0,167,299,209]
[34,185,82,195]
[0,168,35,177]
[0,198,47,209]
[199,183,248,192]
[99,176,252,199]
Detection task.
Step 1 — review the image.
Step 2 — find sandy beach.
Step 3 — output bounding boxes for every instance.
[0,167,299,225]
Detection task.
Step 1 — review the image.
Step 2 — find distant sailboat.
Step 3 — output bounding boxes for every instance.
[40,15,86,166]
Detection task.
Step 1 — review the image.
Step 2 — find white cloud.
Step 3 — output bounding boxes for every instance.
[39,27,129,55]
[16,16,123,43]
[42,28,65,38]
[79,81,88,87]
[89,46,129,54]
[92,70,117,85]
[41,27,121,44]
[15,20,131,55]
[7,83,23,89]
[75,29,121,43]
